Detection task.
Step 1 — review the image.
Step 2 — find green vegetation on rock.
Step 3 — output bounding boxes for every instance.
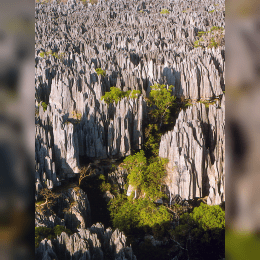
[101,87,141,104]
[108,149,170,236]
[144,124,162,156]
[39,50,64,59]
[109,196,171,235]
[122,150,168,200]
[41,101,47,112]
[172,203,225,259]
[160,9,170,14]
[35,225,72,248]
[147,84,176,128]
[194,26,224,48]
[95,68,106,77]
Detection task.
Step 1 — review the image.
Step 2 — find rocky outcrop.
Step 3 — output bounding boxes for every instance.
[35,186,91,230]
[35,239,57,260]
[159,96,225,205]
[36,223,136,260]
[63,187,92,230]
[35,0,225,191]
[108,166,128,192]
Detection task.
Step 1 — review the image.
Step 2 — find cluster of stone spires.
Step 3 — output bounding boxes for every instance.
[35,0,225,227]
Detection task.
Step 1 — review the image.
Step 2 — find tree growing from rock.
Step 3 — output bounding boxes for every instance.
[147,84,176,128]
[101,87,141,105]
[79,165,90,187]
[39,188,61,209]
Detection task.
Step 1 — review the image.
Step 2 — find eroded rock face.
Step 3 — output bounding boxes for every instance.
[108,166,128,192]
[35,186,91,230]
[36,223,136,260]
[159,96,225,205]
[35,0,225,192]
[36,239,57,260]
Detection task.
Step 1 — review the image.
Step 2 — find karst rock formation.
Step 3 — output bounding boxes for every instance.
[35,0,225,256]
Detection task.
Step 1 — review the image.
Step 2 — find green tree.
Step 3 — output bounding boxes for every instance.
[143,157,168,199]
[148,84,176,128]
[173,203,225,259]
[101,87,140,105]
[122,151,168,200]
[109,197,171,235]
[144,124,162,156]
[123,150,147,190]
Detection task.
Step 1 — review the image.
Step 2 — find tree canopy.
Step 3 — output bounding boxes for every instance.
[148,84,176,128]
[101,87,141,104]
[122,150,168,200]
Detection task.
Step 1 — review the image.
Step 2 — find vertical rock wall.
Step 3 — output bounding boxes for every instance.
[159,96,225,205]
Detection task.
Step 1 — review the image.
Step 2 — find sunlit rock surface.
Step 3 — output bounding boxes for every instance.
[36,223,136,260]
[159,96,225,205]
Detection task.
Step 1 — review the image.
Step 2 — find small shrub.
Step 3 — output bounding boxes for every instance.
[39,52,45,58]
[198,31,206,37]
[129,89,141,99]
[143,157,168,199]
[209,37,218,48]
[53,225,72,236]
[35,226,53,248]
[101,87,140,105]
[72,111,82,120]
[90,0,98,4]
[184,102,192,107]
[198,100,216,108]
[210,26,224,32]
[35,225,72,248]
[194,26,224,48]
[52,52,59,59]
[123,150,147,190]
[160,9,170,14]
[101,87,125,104]
[39,50,64,59]
[98,174,112,193]
[41,102,47,112]
[95,68,106,77]
[100,182,112,193]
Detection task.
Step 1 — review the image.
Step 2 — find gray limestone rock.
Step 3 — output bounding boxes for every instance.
[35,186,91,230]
[108,166,128,192]
[36,239,57,260]
[36,223,136,260]
[159,96,225,205]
